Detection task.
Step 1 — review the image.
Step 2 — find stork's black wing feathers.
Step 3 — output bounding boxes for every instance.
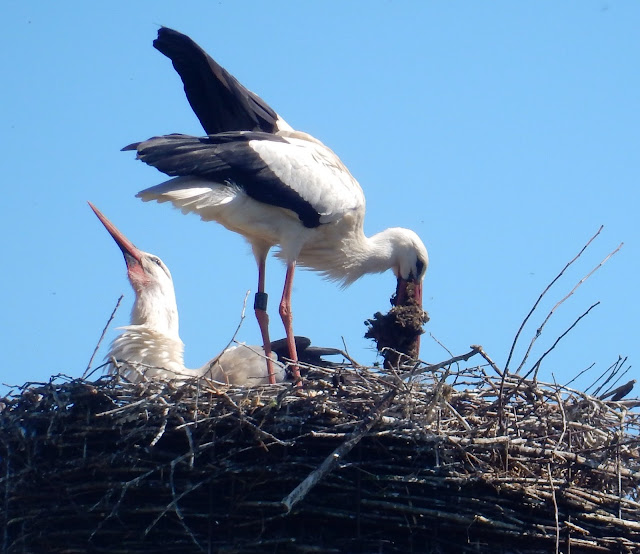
[599,379,636,402]
[154,27,281,135]
[133,133,322,228]
[133,132,285,175]
[271,337,346,368]
[270,337,311,359]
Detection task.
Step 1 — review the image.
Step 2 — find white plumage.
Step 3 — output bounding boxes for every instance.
[126,28,429,384]
[90,202,285,385]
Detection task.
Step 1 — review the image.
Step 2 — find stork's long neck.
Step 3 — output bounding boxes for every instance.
[342,230,399,283]
[131,286,181,339]
[297,227,403,285]
[108,285,186,378]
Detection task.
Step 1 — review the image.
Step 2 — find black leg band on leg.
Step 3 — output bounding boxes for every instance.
[254,291,268,311]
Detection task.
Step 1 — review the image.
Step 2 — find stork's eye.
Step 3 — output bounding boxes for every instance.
[151,257,162,266]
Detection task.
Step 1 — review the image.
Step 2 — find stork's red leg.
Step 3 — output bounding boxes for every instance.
[279,261,301,386]
[254,254,277,384]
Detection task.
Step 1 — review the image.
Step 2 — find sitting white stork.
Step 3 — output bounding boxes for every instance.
[126,29,429,385]
[90,202,286,385]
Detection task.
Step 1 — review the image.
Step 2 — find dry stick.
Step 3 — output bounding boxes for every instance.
[200,290,250,378]
[547,463,561,554]
[617,417,624,521]
[526,302,600,382]
[340,336,362,367]
[563,362,596,389]
[282,388,398,513]
[515,242,622,375]
[497,301,600,431]
[425,333,456,382]
[444,400,472,431]
[89,465,160,540]
[83,295,124,378]
[585,355,623,395]
[411,347,480,378]
[144,476,209,540]
[429,332,456,359]
[552,380,568,454]
[424,366,453,422]
[504,226,604,375]
[471,344,503,377]
[219,391,285,446]
[593,356,628,398]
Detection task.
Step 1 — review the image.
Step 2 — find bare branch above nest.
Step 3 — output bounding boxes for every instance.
[200,290,251,377]
[514,241,622,376]
[504,226,604,374]
[525,301,601,381]
[84,294,123,378]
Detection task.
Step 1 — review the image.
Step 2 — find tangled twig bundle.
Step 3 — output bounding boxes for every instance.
[1,355,638,553]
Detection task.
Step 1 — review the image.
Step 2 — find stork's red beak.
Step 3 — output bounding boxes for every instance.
[395,276,424,357]
[88,202,144,266]
[395,277,423,308]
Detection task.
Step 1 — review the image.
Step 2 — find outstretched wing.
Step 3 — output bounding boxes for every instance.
[154,27,290,134]
[128,132,363,228]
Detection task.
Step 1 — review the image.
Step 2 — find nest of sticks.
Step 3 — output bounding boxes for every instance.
[1,349,639,554]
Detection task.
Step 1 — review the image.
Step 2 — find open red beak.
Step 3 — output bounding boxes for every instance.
[88,202,144,266]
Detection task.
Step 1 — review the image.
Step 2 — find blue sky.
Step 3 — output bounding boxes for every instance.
[2,2,637,394]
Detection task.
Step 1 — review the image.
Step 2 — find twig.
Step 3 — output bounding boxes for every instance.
[429,333,455,359]
[282,388,398,513]
[200,290,250,378]
[594,356,629,398]
[498,301,599,431]
[563,362,596,389]
[617,417,624,521]
[547,463,560,554]
[84,295,123,378]
[514,242,622,375]
[504,226,603,374]
[525,302,600,381]
[144,475,208,548]
[149,410,169,447]
[219,391,285,446]
[471,345,503,377]
[585,355,623,395]
[171,484,204,552]
[552,379,568,454]
[95,396,151,416]
[89,466,160,540]
[444,400,472,431]
[411,347,480,378]
[340,336,362,368]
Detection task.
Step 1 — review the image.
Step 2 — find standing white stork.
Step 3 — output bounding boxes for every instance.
[126,30,429,385]
[90,202,286,385]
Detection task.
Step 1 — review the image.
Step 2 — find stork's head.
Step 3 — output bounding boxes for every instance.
[89,203,179,337]
[388,228,428,307]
